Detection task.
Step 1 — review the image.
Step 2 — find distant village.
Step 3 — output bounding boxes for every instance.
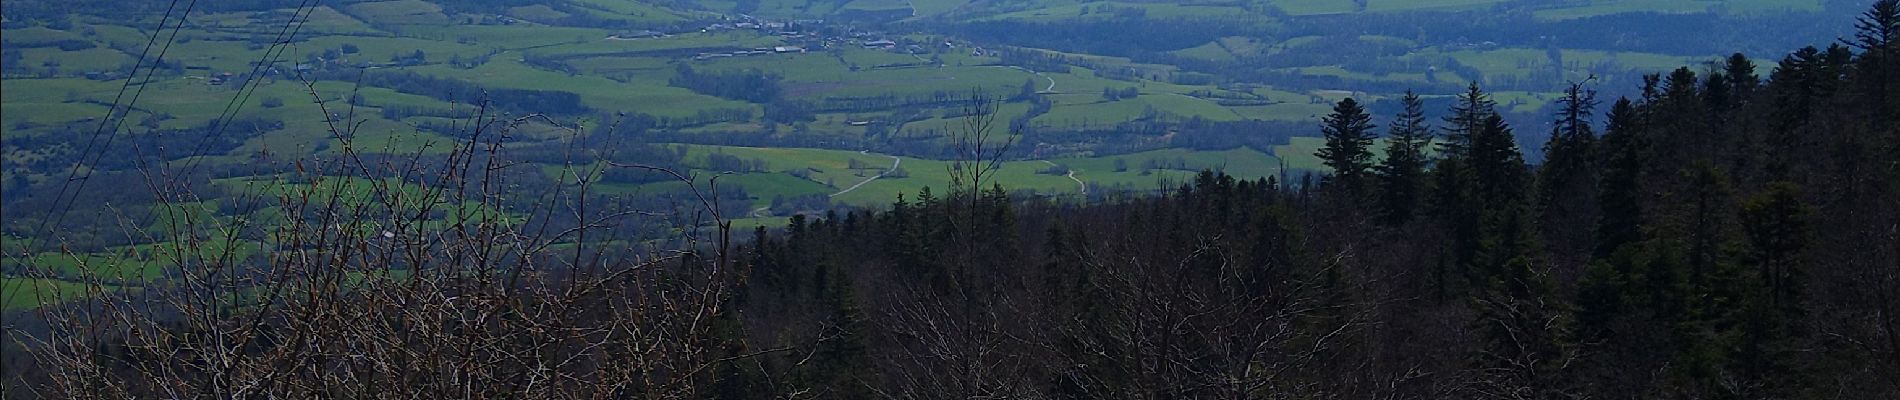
[658,16,988,62]
[174,14,996,86]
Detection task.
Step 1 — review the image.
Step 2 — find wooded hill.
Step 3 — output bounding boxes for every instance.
[3,1,1897,398]
[718,2,1900,397]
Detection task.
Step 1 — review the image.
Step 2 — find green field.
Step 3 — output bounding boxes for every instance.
[978,2,1253,22]
[658,144,1286,207]
[2,278,105,310]
[0,0,1785,175]
[1,0,1745,153]
[0,0,1821,311]
[346,0,455,25]
[1533,0,1821,20]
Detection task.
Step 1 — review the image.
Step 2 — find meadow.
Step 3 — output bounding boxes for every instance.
[2,0,1762,164]
[652,144,1286,208]
[0,0,1824,311]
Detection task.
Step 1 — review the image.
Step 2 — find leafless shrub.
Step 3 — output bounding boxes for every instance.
[5,75,765,399]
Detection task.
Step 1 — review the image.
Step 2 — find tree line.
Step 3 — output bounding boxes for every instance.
[4,2,1895,398]
[706,4,1900,397]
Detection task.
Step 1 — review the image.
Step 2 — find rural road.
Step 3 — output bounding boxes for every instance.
[751,151,899,218]
[995,66,1057,93]
[830,150,902,198]
[1041,160,1087,194]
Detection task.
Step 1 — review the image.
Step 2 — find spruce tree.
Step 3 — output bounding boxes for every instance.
[1739,182,1811,316]
[1765,48,1829,178]
[1735,184,1813,394]
[1668,163,1752,397]
[1536,81,1600,254]
[1469,115,1528,207]
[708,309,768,399]
[1724,53,1760,104]
[1595,99,1647,258]
[1851,0,1899,128]
[1538,81,1600,198]
[1377,91,1432,225]
[1430,84,1499,300]
[1467,194,1575,398]
[1316,97,1378,193]
[797,262,871,399]
[1440,82,1498,159]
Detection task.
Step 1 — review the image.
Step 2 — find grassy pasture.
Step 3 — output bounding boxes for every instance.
[1532,0,1821,20]
[3,26,87,43]
[909,0,974,16]
[3,0,1828,314]
[1033,92,1241,129]
[19,238,264,283]
[397,25,608,49]
[896,102,1035,136]
[663,144,1284,207]
[1229,102,1335,122]
[345,0,454,25]
[295,6,382,34]
[1268,0,1357,15]
[846,0,912,12]
[1,278,105,310]
[572,0,695,22]
[1365,0,1505,12]
[976,2,1251,22]
[295,35,491,64]
[410,54,755,117]
[1169,41,1237,61]
[536,31,779,58]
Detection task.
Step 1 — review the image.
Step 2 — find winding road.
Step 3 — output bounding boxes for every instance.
[1041,160,1087,195]
[830,150,902,198]
[749,151,901,219]
[994,66,1057,93]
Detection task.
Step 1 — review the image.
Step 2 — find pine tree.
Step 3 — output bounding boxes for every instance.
[1595,99,1647,258]
[1377,91,1432,225]
[1469,115,1528,207]
[1679,164,1736,298]
[708,308,768,399]
[1536,80,1601,255]
[1764,48,1832,179]
[1467,201,1575,398]
[1316,97,1378,193]
[1539,81,1600,194]
[1574,256,1627,339]
[1734,184,1813,394]
[1439,82,1498,159]
[1644,68,1709,165]
[1428,110,1533,306]
[1724,53,1760,104]
[1851,0,1899,129]
[1739,181,1811,316]
[796,262,872,399]
[1430,84,1500,300]
[1669,163,1752,397]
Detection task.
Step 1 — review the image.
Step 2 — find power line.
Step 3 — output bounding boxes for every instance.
[132,1,323,270]
[170,0,321,183]
[25,0,188,245]
[120,1,326,295]
[3,0,192,389]
[38,0,201,237]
